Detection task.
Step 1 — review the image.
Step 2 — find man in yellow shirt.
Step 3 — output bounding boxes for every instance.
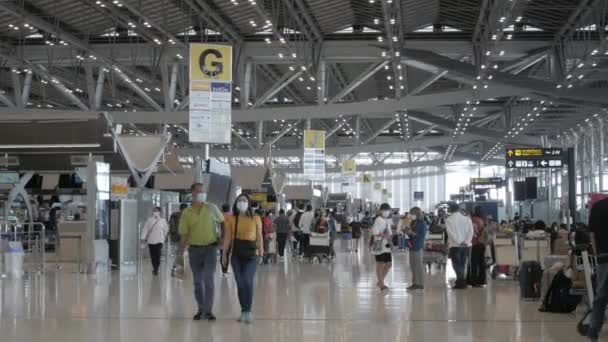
[178,183,225,321]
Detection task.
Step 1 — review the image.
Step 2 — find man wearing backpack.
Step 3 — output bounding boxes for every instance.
[169,203,188,276]
[290,204,304,256]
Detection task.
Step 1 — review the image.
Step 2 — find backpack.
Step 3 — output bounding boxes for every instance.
[168,212,181,243]
[539,270,582,313]
[293,211,303,229]
[314,217,327,234]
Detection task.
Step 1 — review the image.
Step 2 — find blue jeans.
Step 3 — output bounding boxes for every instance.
[449,247,469,287]
[189,245,217,313]
[589,263,608,338]
[231,256,258,313]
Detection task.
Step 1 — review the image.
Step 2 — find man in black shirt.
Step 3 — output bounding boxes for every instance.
[588,197,608,341]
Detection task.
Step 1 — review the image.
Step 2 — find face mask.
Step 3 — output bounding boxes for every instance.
[153,212,160,218]
[196,193,207,203]
[381,211,390,218]
[237,201,248,213]
[410,214,417,220]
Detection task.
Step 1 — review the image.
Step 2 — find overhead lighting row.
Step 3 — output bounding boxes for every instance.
[504,101,547,139]
[556,45,607,89]
[444,144,457,161]
[557,112,602,139]
[481,142,504,161]
[394,111,410,139]
[453,101,478,138]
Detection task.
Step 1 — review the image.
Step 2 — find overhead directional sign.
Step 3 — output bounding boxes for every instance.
[505,147,564,169]
[189,43,232,144]
[470,177,504,190]
[303,130,325,181]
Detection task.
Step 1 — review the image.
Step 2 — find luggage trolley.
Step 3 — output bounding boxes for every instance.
[423,232,447,270]
[306,231,332,264]
[491,232,520,280]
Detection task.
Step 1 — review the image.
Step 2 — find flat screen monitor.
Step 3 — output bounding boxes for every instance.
[514,181,526,202]
[525,177,538,200]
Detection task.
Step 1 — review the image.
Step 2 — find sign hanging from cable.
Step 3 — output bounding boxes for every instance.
[189,43,232,144]
[303,130,325,181]
[505,147,564,169]
[341,159,356,185]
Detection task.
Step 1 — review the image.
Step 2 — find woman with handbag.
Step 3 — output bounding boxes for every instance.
[222,194,264,324]
[371,203,394,291]
[140,207,169,276]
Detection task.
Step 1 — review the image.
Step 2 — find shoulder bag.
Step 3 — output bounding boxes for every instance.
[232,215,258,258]
[144,219,161,242]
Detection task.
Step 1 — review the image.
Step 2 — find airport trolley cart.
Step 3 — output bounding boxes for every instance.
[491,232,520,280]
[423,232,447,270]
[306,231,332,264]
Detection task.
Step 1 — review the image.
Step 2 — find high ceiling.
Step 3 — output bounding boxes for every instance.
[0,0,607,170]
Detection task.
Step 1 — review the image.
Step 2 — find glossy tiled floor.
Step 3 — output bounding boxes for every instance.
[0,241,588,342]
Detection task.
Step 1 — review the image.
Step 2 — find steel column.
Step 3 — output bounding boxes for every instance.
[11,73,22,108]
[21,72,32,106]
[169,63,179,110]
[94,67,106,111]
[242,61,252,109]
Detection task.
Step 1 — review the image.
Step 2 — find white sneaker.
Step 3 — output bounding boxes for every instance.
[243,312,253,324]
[237,313,245,322]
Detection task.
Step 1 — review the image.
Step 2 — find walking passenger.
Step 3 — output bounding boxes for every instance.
[141,206,169,276]
[406,207,427,290]
[445,203,474,290]
[371,203,393,291]
[169,203,188,276]
[299,205,314,257]
[220,203,232,276]
[178,183,225,321]
[290,205,304,255]
[468,207,487,287]
[222,194,264,324]
[274,209,290,259]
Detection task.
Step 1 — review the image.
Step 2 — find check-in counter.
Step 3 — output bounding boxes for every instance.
[57,221,87,263]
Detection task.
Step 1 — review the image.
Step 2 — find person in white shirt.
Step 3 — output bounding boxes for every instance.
[444,203,474,289]
[299,205,314,257]
[141,206,169,276]
[371,203,394,291]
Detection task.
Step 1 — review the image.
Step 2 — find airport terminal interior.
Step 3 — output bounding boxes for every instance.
[0,0,607,340]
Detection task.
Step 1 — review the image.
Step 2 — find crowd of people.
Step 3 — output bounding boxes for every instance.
[139,182,515,324]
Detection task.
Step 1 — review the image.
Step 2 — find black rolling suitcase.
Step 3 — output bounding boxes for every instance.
[519,261,543,300]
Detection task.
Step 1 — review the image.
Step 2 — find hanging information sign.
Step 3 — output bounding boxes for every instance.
[303,130,325,181]
[189,43,232,144]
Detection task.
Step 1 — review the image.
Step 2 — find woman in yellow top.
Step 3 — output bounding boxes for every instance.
[222,194,263,324]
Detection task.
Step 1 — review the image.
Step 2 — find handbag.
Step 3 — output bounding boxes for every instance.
[232,215,257,258]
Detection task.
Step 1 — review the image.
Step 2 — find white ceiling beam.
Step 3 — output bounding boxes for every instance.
[329,61,389,104]
[268,120,301,146]
[0,1,162,109]
[292,0,323,41]
[253,68,306,108]
[363,118,399,145]
[232,128,255,150]
[183,136,472,158]
[0,90,15,108]
[181,0,243,43]
[408,70,449,95]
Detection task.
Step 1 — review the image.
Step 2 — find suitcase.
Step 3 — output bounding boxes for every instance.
[519,261,543,300]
